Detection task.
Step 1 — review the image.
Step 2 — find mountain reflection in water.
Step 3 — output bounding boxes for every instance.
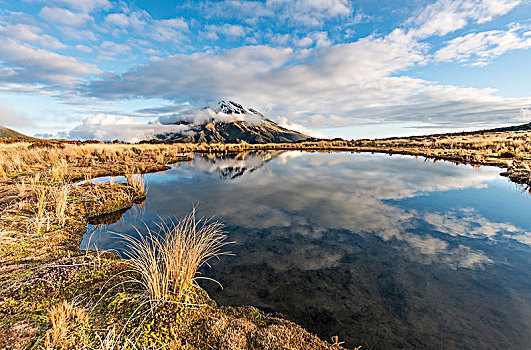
[81,151,531,350]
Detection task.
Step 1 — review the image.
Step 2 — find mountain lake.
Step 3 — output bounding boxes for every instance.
[81,151,531,349]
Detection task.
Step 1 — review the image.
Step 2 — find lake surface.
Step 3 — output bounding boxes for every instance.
[81,151,531,349]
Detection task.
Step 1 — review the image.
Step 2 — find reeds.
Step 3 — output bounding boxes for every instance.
[125,172,146,194]
[122,210,230,303]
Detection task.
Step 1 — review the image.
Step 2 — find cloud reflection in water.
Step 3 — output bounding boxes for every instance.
[82,151,531,349]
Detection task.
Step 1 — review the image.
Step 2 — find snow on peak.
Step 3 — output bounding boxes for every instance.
[159,100,265,126]
[214,100,264,118]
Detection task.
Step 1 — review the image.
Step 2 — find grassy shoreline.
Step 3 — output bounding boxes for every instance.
[1,127,529,349]
[0,141,346,350]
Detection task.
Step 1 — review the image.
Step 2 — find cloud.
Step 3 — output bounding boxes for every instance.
[58,26,99,41]
[136,104,191,115]
[98,41,132,60]
[103,9,189,43]
[0,23,67,50]
[0,37,100,85]
[157,106,265,126]
[276,0,352,17]
[198,0,353,26]
[411,0,521,38]
[434,24,531,66]
[75,44,94,53]
[105,13,130,27]
[516,108,531,122]
[39,7,92,27]
[83,31,531,129]
[276,116,327,138]
[28,0,111,13]
[59,113,193,143]
[0,105,34,127]
[204,24,247,38]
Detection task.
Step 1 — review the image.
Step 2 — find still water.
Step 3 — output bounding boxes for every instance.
[81,151,531,349]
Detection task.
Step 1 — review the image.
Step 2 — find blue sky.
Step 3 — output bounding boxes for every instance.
[0,0,530,141]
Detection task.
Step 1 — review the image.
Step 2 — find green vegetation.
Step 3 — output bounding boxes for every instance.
[0,126,33,140]
[2,125,529,348]
[0,140,346,349]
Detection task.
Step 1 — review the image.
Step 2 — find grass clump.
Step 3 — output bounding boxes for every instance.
[43,300,88,349]
[122,210,230,304]
[125,172,146,194]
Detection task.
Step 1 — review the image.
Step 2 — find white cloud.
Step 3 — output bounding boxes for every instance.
[75,44,94,53]
[29,0,111,13]
[200,0,353,26]
[156,18,189,31]
[98,41,132,60]
[0,105,34,127]
[0,37,100,85]
[61,114,193,143]
[84,35,531,129]
[516,109,531,122]
[435,24,531,66]
[105,13,130,27]
[276,116,327,138]
[58,26,99,41]
[39,7,92,27]
[411,0,521,38]
[269,0,352,17]
[158,105,265,126]
[0,23,67,50]
[205,24,247,38]
[102,9,189,43]
[297,37,313,47]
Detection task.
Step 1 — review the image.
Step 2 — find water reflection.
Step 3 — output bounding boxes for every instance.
[81,151,531,349]
[193,150,284,179]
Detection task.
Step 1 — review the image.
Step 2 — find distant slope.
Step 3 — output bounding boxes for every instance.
[479,121,531,133]
[372,121,531,141]
[0,126,33,139]
[157,119,308,143]
[154,101,309,143]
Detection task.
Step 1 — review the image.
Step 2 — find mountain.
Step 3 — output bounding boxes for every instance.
[154,101,309,143]
[0,126,32,139]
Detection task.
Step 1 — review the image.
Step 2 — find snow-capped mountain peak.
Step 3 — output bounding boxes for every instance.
[213,100,264,118]
[154,100,309,143]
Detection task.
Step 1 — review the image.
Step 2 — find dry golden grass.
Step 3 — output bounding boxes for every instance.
[125,172,146,194]
[53,185,71,225]
[51,159,68,183]
[43,300,87,349]
[122,210,230,303]
[0,140,350,350]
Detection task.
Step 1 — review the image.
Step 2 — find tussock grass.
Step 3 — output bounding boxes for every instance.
[53,185,71,225]
[122,210,230,303]
[51,159,68,183]
[43,300,87,349]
